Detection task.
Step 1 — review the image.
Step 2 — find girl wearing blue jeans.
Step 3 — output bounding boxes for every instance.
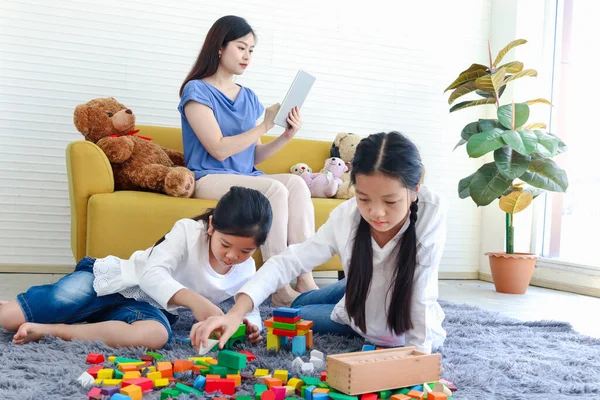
[191,132,448,354]
[0,187,271,349]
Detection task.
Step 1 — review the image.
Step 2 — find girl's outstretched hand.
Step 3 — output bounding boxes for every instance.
[244,318,263,344]
[189,313,244,350]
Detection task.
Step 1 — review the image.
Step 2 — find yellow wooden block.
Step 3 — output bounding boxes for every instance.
[146,371,162,381]
[188,356,216,363]
[274,370,288,384]
[120,385,142,400]
[123,371,141,379]
[285,386,295,395]
[108,356,116,363]
[297,329,308,336]
[254,369,270,377]
[227,374,242,387]
[146,366,156,373]
[267,333,280,351]
[97,369,114,379]
[268,327,274,334]
[288,378,303,390]
[95,379,122,386]
[154,378,169,388]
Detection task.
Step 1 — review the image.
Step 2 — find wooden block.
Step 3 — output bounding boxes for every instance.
[86,353,105,364]
[108,356,117,363]
[122,371,141,380]
[288,377,303,390]
[273,370,288,384]
[157,362,173,378]
[237,350,257,362]
[206,378,236,395]
[154,378,169,388]
[86,387,102,399]
[407,391,424,400]
[273,321,298,330]
[267,332,280,351]
[120,384,142,400]
[192,365,208,374]
[141,354,154,362]
[97,369,114,380]
[254,369,270,377]
[297,320,314,330]
[326,346,440,395]
[391,395,411,400]
[292,335,307,356]
[361,394,378,400]
[258,374,273,384]
[227,374,241,387]
[306,330,313,349]
[173,359,194,372]
[264,377,283,389]
[119,364,138,373]
[320,372,327,382]
[313,388,330,394]
[261,390,276,400]
[86,366,103,378]
[427,393,447,400]
[122,377,153,392]
[273,307,301,318]
[94,379,122,386]
[146,371,162,381]
[218,350,247,370]
[272,315,301,324]
[273,328,297,337]
[272,386,286,400]
[100,386,121,396]
[264,317,275,328]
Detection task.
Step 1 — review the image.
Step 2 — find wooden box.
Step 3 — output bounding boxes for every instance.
[326,346,441,395]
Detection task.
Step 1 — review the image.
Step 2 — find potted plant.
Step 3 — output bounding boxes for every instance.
[444,39,569,294]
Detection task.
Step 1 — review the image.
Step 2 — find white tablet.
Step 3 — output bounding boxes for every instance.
[274,70,316,128]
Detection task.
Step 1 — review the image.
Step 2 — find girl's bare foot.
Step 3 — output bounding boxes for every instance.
[0,300,9,306]
[295,275,319,293]
[271,284,301,308]
[13,322,47,345]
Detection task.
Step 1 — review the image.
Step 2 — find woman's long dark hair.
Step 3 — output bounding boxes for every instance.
[179,15,255,97]
[345,131,423,335]
[152,186,272,252]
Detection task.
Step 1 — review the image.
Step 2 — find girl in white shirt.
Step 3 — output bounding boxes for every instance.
[191,132,447,354]
[0,187,270,349]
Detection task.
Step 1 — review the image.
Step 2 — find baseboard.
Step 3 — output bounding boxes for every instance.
[479,272,600,298]
[439,272,479,280]
[0,264,74,274]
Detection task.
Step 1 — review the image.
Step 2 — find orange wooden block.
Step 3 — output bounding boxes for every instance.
[157,362,173,378]
[205,359,218,365]
[296,320,314,330]
[119,364,138,372]
[391,395,411,400]
[313,388,330,394]
[264,317,274,328]
[264,377,283,389]
[407,391,424,400]
[192,365,208,374]
[122,371,141,380]
[173,360,193,372]
[120,384,142,400]
[227,374,241,387]
[306,330,313,348]
[428,393,447,400]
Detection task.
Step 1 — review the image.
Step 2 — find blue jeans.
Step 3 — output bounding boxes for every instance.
[291,278,360,338]
[16,256,178,342]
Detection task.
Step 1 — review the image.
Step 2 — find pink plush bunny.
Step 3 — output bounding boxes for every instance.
[300,157,348,198]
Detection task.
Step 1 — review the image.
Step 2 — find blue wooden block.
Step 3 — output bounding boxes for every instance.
[305,385,317,400]
[313,393,329,400]
[292,335,307,356]
[362,344,376,351]
[281,336,289,346]
[410,385,424,392]
[111,394,132,400]
[193,375,206,390]
[273,307,301,318]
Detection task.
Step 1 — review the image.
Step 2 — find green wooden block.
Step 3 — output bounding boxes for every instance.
[195,360,211,367]
[114,357,143,364]
[217,349,247,370]
[175,382,194,394]
[232,323,246,338]
[161,389,180,399]
[114,369,124,379]
[227,367,240,375]
[398,388,411,395]
[329,392,359,400]
[237,397,252,400]
[273,321,297,330]
[209,364,229,378]
[301,376,325,387]
[380,390,392,399]
[255,383,268,400]
[192,388,203,396]
[146,351,166,361]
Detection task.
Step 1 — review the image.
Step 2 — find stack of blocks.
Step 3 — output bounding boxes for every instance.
[265,307,314,356]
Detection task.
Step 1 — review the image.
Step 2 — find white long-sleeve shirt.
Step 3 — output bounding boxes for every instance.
[239,185,446,353]
[92,219,262,329]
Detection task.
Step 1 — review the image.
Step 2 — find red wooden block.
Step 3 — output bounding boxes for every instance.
[237,350,257,362]
[205,378,236,395]
[272,315,301,324]
[86,365,103,378]
[361,394,377,400]
[86,387,102,399]
[261,390,276,400]
[86,353,104,364]
[122,377,153,392]
[136,362,152,371]
[320,371,327,382]
[141,354,154,362]
[273,328,297,337]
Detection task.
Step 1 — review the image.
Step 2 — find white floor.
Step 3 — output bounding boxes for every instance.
[1,274,599,338]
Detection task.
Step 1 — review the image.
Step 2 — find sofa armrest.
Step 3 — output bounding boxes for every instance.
[66,141,114,261]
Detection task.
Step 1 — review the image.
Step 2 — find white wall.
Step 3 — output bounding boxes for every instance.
[0,0,492,272]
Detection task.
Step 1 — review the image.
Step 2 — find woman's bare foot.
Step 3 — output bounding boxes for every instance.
[13,322,47,345]
[271,284,301,308]
[295,274,319,293]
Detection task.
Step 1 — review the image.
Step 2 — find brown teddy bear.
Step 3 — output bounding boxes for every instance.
[330,132,361,199]
[73,97,195,197]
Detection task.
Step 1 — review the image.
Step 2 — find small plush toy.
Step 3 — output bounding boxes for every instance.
[73,97,195,197]
[295,157,348,198]
[290,163,313,176]
[330,132,361,199]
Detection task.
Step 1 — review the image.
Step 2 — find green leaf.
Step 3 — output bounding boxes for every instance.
[525,98,553,106]
[467,127,506,158]
[448,81,478,105]
[524,186,545,198]
[476,85,506,99]
[479,119,500,131]
[497,61,524,73]
[523,122,547,130]
[469,163,513,206]
[458,63,489,75]
[533,129,559,157]
[449,98,497,113]
[445,69,489,92]
[461,121,482,141]
[503,69,538,84]
[493,39,527,67]
[458,173,475,199]
[520,158,569,192]
[475,68,507,93]
[502,129,538,155]
[498,103,530,129]
[453,138,467,150]
[494,146,531,179]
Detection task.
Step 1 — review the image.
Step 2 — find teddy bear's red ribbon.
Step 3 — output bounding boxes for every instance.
[108,129,152,141]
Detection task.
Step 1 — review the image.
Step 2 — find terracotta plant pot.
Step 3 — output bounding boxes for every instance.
[485,252,539,294]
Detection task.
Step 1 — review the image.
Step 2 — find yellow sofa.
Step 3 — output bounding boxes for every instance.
[66,125,345,271]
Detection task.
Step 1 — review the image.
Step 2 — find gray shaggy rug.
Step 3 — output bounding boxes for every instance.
[0,299,599,400]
